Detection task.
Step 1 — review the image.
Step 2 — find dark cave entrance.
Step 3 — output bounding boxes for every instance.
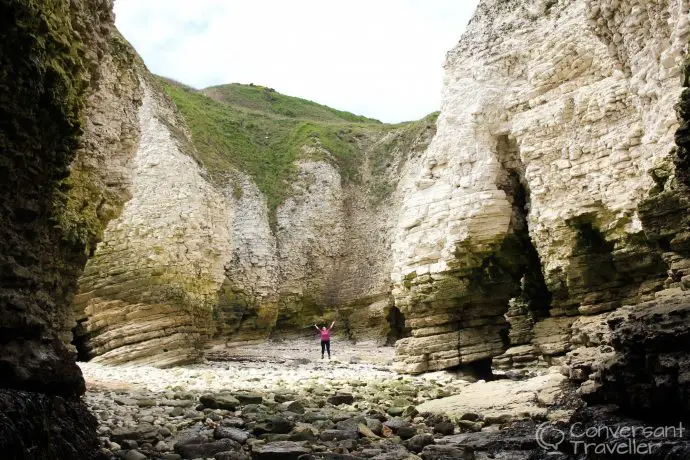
[386,305,411,346]
[448,358,500,381]
[71,320,91,362]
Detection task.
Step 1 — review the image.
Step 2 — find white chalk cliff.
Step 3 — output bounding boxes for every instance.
[73,0,690,385]
[391,0,690,372]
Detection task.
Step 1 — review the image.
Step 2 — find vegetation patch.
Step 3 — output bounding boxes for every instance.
[161,80,436,225]
[203,83,381,124]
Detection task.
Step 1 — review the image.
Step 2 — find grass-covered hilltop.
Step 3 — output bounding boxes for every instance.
[160,78,438,222]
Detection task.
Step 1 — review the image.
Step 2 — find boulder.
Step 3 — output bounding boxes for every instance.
[175,438,240,459]
[420,444,474,460]
[200,394,240,410]
[111,424,159,443]
[318,430,358,441]
[234,392,264,405]
[214,426,250,444]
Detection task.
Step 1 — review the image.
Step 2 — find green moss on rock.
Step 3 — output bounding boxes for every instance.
[0,0,113,392]
[0,0,114,456]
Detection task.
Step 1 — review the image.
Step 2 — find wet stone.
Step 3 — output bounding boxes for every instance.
[214,451,251,460]
[252,416,294,434]
[221,417,246,427]
[335,416,366,431]
[233,392,264,405]
[318,430,358,441]
[327,393,354,406]
[123,450,147,460]
[279,400,305,414]
[405,433,434,453]
[288,425,318,441]
[420,444,474,460]
[200,394,240,410]
[111,423,159,443]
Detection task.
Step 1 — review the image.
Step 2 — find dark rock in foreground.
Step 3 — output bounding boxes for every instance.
[0,390,99,460]
[175,437,240,459]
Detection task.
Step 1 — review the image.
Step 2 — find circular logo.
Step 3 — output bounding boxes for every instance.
[536,421,566,453]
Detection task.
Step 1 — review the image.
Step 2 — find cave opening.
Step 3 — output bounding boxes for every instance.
[385,305,411,346]
[448,358,499,381]
[440,134,552,378]
[71,320,91,362]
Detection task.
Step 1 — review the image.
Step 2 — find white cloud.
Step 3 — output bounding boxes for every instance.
[114,0,479,123]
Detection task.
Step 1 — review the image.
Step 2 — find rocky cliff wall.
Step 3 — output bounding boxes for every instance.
[0,0,128,457]
[214,126,436,346]
[74,78,233,367]
[74,73,437,363]
[70,0,688,382]
[392,0,690,373]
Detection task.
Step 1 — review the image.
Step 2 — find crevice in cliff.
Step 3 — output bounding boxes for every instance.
[563,212,669,314]
[493,135,551,344]
[72,320,91,362]
[385,306,410,346]
[566,219,623,304]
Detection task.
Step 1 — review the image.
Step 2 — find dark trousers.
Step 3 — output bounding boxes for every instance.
[321,340,330,357]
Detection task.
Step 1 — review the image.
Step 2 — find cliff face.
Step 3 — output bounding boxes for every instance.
[74,80,232,366]
[0,0,129,457]
[392,0,690,380]
[72,73,437,364]
[66,0,689,395]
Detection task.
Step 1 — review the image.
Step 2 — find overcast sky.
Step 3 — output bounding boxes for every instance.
[114,0,479,123]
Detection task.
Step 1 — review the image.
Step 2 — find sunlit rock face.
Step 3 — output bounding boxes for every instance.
[391,0,690,374]
[72,63,437,364]
[74,80,233,367]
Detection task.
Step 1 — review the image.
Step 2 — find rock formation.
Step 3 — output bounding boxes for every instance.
[0,0,128,457]
[66,0,690,385]
[72,69,437,364]
[392,0,690,377]
[74,78,232,366]
[2,0,690,457]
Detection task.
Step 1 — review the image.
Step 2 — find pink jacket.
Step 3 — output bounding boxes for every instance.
[320,328,331,341]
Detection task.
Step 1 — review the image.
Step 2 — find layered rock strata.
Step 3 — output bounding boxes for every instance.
[68,0,689,385]
[75,78,232,366]
[392,0,690,373]
[73,75,437,363]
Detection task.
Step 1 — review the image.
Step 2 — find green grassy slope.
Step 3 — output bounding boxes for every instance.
[203,83,381,124]
[160,78,435,224]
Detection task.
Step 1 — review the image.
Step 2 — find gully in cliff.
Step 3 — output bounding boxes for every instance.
[314,321,336,359]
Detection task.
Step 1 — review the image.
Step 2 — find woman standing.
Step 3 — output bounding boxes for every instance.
[314,321,335,359]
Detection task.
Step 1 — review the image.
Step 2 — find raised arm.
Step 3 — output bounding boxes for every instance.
[313,324,320,331]
[328,321,335,330]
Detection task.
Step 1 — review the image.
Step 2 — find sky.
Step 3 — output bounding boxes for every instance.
[113,0,480,123]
